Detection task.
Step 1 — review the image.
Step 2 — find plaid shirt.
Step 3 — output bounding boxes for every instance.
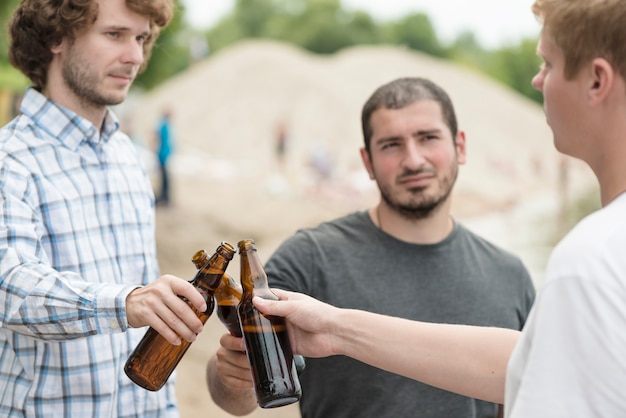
[0,88,177,417]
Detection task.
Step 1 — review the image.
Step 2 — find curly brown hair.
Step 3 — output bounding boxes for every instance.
[8,0,174,90]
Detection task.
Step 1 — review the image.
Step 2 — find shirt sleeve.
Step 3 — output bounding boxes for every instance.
[0,161,137,340]
[264,229,318,294]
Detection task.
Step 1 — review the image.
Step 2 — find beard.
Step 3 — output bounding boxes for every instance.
[62,46,132,108]
[378,164,458,221]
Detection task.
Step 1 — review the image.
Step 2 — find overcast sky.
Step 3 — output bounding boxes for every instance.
[180,0,540,49]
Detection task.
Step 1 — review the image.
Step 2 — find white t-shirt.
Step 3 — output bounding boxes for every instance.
[505,192,626,417]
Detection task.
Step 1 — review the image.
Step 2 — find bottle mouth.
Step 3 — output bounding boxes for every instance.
[237,239,256,254]
[219,241,236,259]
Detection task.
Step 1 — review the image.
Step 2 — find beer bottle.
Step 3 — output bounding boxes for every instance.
[124,242,236,391]
[237,239,302,408]
[215,271,306,374]
[215,272,243,337]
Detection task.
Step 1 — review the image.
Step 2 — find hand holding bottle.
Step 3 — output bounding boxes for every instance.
[251,289,340,359]
[125,242,235,391]
[212,333,254,389]
[237,239,301,408]
[126,274,208,345]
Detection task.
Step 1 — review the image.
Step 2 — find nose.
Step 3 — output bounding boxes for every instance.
[123,39,144,66]
[531,70,543,92]
[402,141,427,170]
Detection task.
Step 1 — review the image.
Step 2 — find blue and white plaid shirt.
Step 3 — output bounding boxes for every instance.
[0,88,177,417]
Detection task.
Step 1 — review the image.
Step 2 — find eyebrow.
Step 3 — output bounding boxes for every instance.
[413,129,442,136]
[104,25,151,37]
[375,128,442,144]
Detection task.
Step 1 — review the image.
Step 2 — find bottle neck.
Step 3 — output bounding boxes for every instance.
[239,251,272,295]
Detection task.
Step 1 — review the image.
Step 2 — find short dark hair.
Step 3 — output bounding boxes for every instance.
[361,77,458,153]
[8,0,174,89]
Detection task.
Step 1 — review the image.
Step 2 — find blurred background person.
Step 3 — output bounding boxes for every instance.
[155,107,175,206]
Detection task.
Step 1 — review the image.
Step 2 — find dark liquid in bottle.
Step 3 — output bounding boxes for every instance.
[217,304,243,337]
[241,319,301,408]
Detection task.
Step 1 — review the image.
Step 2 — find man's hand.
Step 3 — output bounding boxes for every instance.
[213,333,254,389]
[126,274,207,345]
[206,333,258,415]
[253,288,340,358]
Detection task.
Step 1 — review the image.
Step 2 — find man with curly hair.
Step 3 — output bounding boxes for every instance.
[0,0,208,416]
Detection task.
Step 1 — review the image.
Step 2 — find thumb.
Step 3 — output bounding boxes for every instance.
[253,296,285,317]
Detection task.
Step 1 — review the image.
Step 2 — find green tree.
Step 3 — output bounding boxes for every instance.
[134,0,190,90]
[233,0,277,37]
[0,0,27,89]
[385,13,447,58]
[280,2,380,54]
[488,38,542,104]
[0,0,20,62]
[448,31,489,68]
[207,0,381,55]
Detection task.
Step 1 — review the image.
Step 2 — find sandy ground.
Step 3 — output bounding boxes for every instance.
[128,40,598,417]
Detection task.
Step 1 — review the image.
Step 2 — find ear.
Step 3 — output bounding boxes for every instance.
[359,147,376,180]
[588,57,614,105]
[50,38,67,55]
[455,130,467,165]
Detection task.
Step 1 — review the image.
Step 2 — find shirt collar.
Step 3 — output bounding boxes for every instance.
[20,87,121,150]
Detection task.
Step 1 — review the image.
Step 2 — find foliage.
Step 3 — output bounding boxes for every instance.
[384,13,448,58]
[206,0,384,54]
[486,39,543,104]
[133,0,191,90]
[0,63,27,90]
[0,0,19,63]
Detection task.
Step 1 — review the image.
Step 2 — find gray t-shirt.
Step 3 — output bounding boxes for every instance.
[265,211,535,418]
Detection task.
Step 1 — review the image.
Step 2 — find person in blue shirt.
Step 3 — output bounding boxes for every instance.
[156,108,174,206]
[0,0,207,416]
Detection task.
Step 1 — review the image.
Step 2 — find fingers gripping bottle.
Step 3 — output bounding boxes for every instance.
[215,271,307,373]
[237,239,302,408]
[124,242,235,391]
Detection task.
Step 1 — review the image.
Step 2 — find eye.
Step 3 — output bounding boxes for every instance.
[380,141,399,150]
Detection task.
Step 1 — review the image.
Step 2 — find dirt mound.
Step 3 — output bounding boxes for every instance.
[130,40,591,218]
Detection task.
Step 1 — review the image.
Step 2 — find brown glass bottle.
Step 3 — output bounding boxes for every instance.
[124,242,235,391]
[216,271,306,373]
[237,239,302,408]
[215,272,243,337]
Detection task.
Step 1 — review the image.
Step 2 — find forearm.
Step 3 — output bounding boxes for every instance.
[0,261,134,339]
[206,355,258,416]
[333,309,518,404]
